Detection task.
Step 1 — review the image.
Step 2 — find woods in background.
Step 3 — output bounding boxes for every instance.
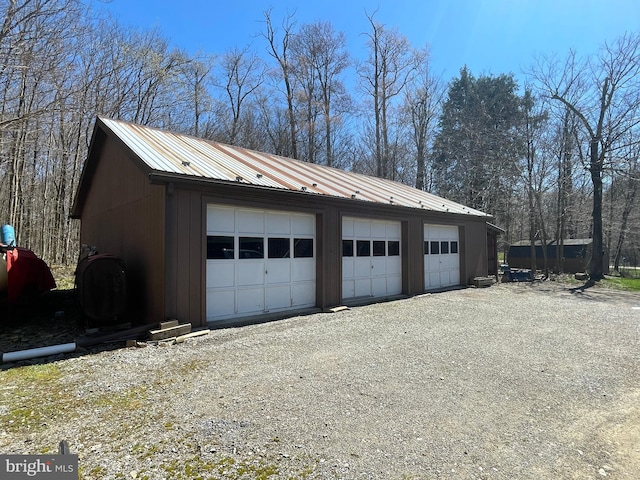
[1,0,638,273]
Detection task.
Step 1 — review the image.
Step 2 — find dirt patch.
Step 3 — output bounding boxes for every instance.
[598,388,640,475]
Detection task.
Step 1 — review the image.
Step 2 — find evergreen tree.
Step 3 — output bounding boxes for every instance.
[432,67,525,219]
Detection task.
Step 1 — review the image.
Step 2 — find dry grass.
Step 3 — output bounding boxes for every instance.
[49,264,76,291]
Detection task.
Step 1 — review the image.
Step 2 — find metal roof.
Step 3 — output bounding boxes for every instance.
[99,117,490,218]
[510,239,593,247]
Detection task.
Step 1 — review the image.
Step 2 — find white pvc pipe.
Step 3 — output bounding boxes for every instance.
[2,342,76,363]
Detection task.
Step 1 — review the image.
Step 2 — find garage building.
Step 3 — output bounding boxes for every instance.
[71,118,497,327]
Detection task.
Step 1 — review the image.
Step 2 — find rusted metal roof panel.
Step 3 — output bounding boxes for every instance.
[99,117,490,217]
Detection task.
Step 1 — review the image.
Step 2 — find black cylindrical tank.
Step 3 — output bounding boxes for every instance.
[75,254,126,328]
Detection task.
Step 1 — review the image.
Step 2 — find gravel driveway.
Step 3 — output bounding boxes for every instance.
[1,281,639,479]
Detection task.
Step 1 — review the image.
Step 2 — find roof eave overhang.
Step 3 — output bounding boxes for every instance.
[70,120,107,218]
[487,222,506,234]
[149,171,493,221]
[71,117,156,219]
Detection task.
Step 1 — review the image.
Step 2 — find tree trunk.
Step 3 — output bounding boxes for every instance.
[535,190,550,278]
[527,185,537,272]
[613,177,638,271]
[324,104,332,167]
[415,142,425,190]
[588,138,605,280]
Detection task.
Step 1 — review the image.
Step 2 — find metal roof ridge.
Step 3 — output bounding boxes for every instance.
[97,117,491,217]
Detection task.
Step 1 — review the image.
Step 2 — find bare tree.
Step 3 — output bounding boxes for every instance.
[290,29,319,163]
[402,49,442,190]
[553,106,582,273]
[120,30,183,126]
[290,21,350,166]
[254,92,290,155]
[359,11,421,179]
[1,0,80,251]
[0,1,192,263]
[519,88,552,274]
[174,52,215,137]
[0,0,73,129]
[216,46,265,145]
[263,9,298,159]
[534,33,640,281]
[610,135,640,272]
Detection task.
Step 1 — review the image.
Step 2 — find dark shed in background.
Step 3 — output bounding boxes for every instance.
[507,239,609,274]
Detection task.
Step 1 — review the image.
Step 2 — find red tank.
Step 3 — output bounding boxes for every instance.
[5,247,56,305]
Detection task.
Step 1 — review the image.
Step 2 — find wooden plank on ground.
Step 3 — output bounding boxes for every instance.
[327,306,349,313]
[176,329,210,344]
[148,323,191,341]
[159,320,180,330]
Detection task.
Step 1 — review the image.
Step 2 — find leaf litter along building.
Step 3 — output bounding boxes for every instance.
[71,117,500,327]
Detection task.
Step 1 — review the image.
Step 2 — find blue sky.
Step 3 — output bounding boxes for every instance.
[100,0,640,83]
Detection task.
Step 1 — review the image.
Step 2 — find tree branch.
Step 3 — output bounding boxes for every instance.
[550,93,595,139]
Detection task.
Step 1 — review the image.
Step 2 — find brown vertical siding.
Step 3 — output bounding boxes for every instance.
[460,222,488,283]
[164,187,207,326]
[318,208,342,309]
[79,139,166,325]
[75,120,496,328]
[487,232,498,277]
[405,217,424,295]
[459,225,468,284]
[164,183,178,319]
[190,191,205,322]
[84,160,490,327]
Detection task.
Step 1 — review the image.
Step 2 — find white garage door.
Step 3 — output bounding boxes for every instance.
[206,205,316,322]
[342,217,402,300]
[424,225,460,289]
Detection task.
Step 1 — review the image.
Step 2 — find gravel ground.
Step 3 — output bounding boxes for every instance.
[1,281,639,479]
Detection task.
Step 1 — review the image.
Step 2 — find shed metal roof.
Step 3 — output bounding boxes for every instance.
[95,117,490,218]
[510,239,593,247]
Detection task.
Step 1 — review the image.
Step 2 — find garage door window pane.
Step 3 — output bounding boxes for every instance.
[294,238,314,258]
[207,236,234,259]
[268,238,290,258]
[388,241,400,256]
[239,237,264,258]
[424,241,429,255]
[441,241,449,254]
[342,240,354,257]
[357,240,371,256]
[451,241,458,254]
[373,240,386,256]
[430,241,440,255]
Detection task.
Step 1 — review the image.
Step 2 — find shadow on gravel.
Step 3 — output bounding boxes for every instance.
[501,279,638,306]
[1,289,125,371]
[567,282,638,305]
[569,279,597,292]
